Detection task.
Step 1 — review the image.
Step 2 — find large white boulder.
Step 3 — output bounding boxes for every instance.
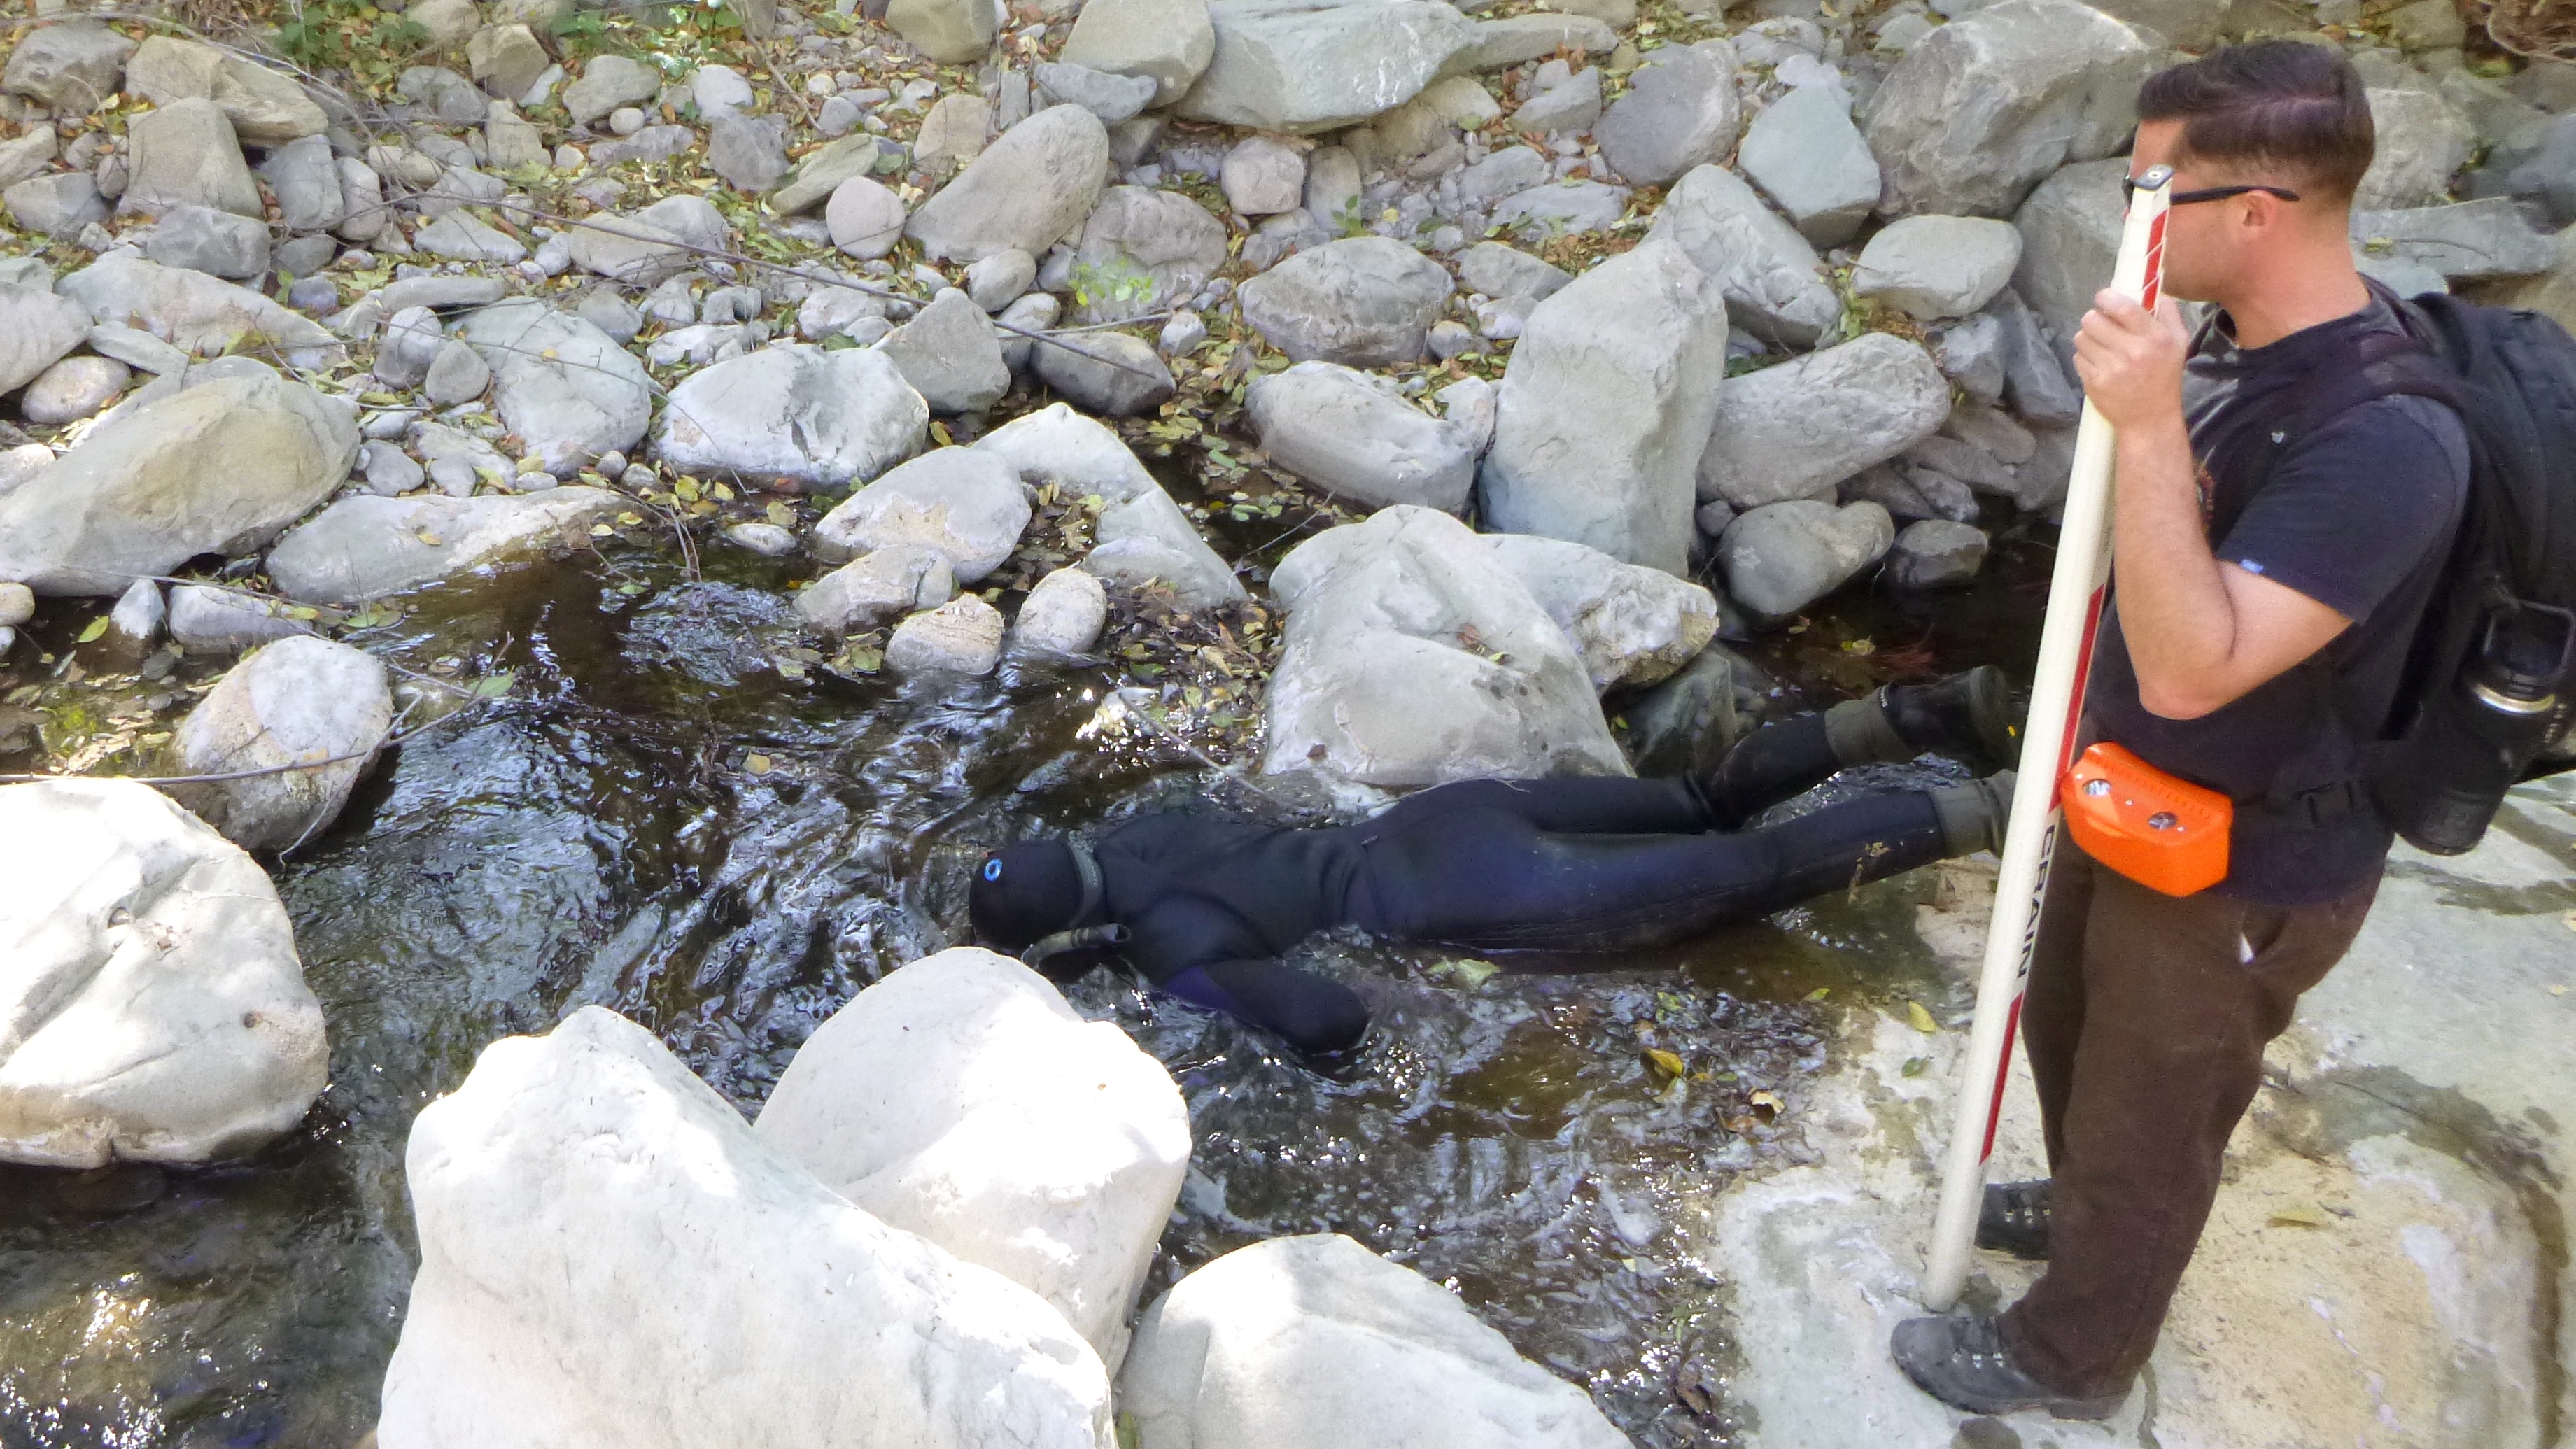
[1641,164,1840,348]
[1174,0,1478,133]
[0,779,327,1168]
[57,253,340,361]
[906,105,1113,264]
[973,404,1245,608]
[167,635,393,851]
[811,446,1032,583]
[453,300,653,475]
[1696,332,1951,511]
[265,488,628,605]
[380,1006,1115,1449]
[1481,533,1718,691]
[1118,1233,1634,1449]
[1260,504,1625,790]
[1246,360,1478,514]
[754,948,1191,1369]
[1480,237,1729,577]
[654,344,926,490]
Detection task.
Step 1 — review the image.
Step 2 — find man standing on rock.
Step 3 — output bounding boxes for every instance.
[1892,43,2472,1418]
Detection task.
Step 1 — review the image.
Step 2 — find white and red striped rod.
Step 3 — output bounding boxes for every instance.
[1920,165,2174,1313]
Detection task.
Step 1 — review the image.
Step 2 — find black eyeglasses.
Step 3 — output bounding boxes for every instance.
[2123,178,2302,206]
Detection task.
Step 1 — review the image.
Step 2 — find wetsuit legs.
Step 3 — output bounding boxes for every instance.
[1162,959,1370,1057]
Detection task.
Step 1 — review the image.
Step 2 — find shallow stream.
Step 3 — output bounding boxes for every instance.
[0,511,2048,1449]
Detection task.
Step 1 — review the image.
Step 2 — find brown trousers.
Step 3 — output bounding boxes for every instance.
[1999,838,2379,1397]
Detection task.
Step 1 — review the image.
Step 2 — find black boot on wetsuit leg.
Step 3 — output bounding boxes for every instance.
[1930,770,2017,856]
[1875,665,2021,773]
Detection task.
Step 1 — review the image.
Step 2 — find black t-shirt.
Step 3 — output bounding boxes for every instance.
[2089,296,2471,905]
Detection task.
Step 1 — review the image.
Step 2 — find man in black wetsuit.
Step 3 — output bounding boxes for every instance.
[969,669,2021,1058]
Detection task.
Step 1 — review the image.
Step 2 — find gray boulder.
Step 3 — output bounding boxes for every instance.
[1480,236,1729,577]
[562,55,659,125]
[0,127,52,192]
[773,134,894,215]
[57,254,339,362]
[1621,642,1768,780]
[0,368,358,595]
[414,211,526,264]
[3,172,105,236]
[656,344,927,490]
[374,304,448,389]
[886,595,1008,674]
[1062,0,1217,105]
[2351,198,2556,281]
[794,544,957,636]
[812,446,1032,583]
[2008,157,2125,365]
[1512,66,1600,135]
[1596,44,1740,188]
[1928,313,2007,404]
[1260,506,1626,791]
[265,488,627,604]
[972,402,1244,607]
[124,35,326,144]
[1071,185,1231,323]
[23,355,131,425]
[260,134,344,233]
[1987,287,2084,425]
[167,635,392,851]
[168,583,310,653]
[1457,241,1570,302]
[1248,361,1479,513]
[1643,164,1839,348]
[2359,86,2472,211]
[915,94,991,173]
[1851,214,2024,320]
[966,249,1036,311]
[1036,61,1158,125]
[1698,332,1951,510]
[334,157,389,242]
[708,113,790,193]
[1884,518,1989,589]
[828,176,911,260]
[119,97,262,218]
[1010,565,1110,656]
[565,210,689,282]
[907,106,1111,264]
[1458,13,1615,70]
[144,203,272,280]
[1222,134,1307,215]
[888,0,998,64]
[1861,0,2155,218]
[2,20,134,113]
[467,24,551,103]
[879,288,1013,414]
[453,300,652,474]
[0,284,90,395]
[1483,532,1719,691]
[1175,0,1478,133]
[1237,236,1452,366]
[1034,332,1175,417]
[1737,83,1880,247]
[1717,499,1896,616]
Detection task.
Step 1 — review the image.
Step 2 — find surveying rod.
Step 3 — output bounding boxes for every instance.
[1920,164,2174,1313]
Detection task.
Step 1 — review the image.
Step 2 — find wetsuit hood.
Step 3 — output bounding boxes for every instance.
[969,839,1095,954]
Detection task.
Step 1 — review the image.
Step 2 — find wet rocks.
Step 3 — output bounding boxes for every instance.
[264,488,626,604]
[886,595,1008,674]
[1737,84,1880,247]
[1247,360,1479,513]
[1118,1234,1634,1449]
[656,344,927,490]
[795,544,957,635]
[829,176,913,260]
[754,947,1191,1366]
[168,583,309,653]
[167,635,392,852]
[453,300,652,474]
[1884,517,1989,588]
[1861,0,2155,218]
[1011,566,1111,656]
[1717,498,1896,616]
[1852,215,2025,320]
[1484,532,1719,691]
[1260,504,1625,791]
[119,97,262,218]
[1481,236,1729,577]
[908,105,1111,264]
[1062,0,1218,105]
[1643,164,1840,348]
[0,779,326,1169]
[812,446,1032,583]
[0,368,358,596]
[1071,185,1232,323]
[973,403,1244,607]
[57,254,339,361]
[1595,43,1740,188]
[378,1006,1115,1449]
[880,288,1013,415]
[1698,332,1951,510]
[1174,0,1479,132]
[0,283,91,395]
[1237,236,1453,366]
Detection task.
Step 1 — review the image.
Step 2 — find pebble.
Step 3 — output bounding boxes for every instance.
[607,106,647,136]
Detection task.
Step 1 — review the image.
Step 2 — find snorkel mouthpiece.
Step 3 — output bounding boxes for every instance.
[1020,922,1130,967]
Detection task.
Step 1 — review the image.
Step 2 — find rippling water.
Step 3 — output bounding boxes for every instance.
[0,525,2048,1449]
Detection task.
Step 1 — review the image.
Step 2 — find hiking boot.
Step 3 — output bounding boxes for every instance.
[1890,1313,2125,1421]
[1978,1179,2052,1260]
[1930,771,2017,856]
[1826,665,2020,773]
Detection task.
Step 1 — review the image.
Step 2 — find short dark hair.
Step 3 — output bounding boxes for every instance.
[2136,41,2375,204]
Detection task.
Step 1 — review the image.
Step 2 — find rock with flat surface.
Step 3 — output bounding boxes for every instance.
[22,355,130,425]
[889,0,999,63]
[3,172,105,236]
[1071,185,1231,323]
[1119,1234,1634,1449]
[887,595,1007,674]
[1852,214,2024,320]
[167,635,391,851]
[119,97,262,218]
[1062,0,1217,104]
[756,947,1190,1368]
[1034,331,1174,417]
[265,488,626,604]
[1717,498,1894,616]
[146,203,274,279]
[561,54,658,124]
[907,106,1111,264]
[656,345,926,491]
[1480,236,1728,577]
[0,283,90,395]
[261,134,345,232]
[2008,156,2124,362]
[914,94,992,172]
[774,134,894,215]
[468,24,552,101]
[1596,44,1739,187]
[1458,13,1615,70]
[795,545,956,635]
[812,447,1031,583]
[0,779,326,1168]
[1883,517,1987,588]
[453,301,652,474]
[1457,241,1569,302]
[1222,134,1307,215]
[973,403,1244,607]
[1011,566,1109,655]
[1698,332,1950,510]
[125,36,326,144]
[1260,505,1624,789]
[707,112,790,193]
[379,1006,1116,1449]
[1861,0,2155,218]
[168,583,310,653]
[3,20,134,113]
[880,288,1013,415]
[2351,198,2560,281]
[1738,83,1879,247]
[1238,236,1452,366]
[1643,164,1839,348]
[1484,532,1719,691]
[57,254,339,361]
[1174,0,1478,133]
[2360,85,2473,211]
[1512,67,1600,134]
[0,369,357,596]
[1248,360,1477,513]
[1036,62,1157,125]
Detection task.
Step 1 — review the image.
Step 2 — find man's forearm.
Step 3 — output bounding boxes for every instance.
[2107,412,2241,715]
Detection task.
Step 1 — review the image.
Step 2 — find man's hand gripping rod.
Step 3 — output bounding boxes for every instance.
[1920,164,2174,1313]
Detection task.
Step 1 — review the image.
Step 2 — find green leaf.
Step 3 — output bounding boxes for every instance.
[1906,1000,1938,1033]
[1901,1056,1930,1077]
[473,670,518,698]
[1643,1047,1686,1079]
[76,616,108,644]
[1803,986,1831,1002]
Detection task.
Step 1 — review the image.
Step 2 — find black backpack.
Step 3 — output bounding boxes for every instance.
[2211,288,2576,856]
